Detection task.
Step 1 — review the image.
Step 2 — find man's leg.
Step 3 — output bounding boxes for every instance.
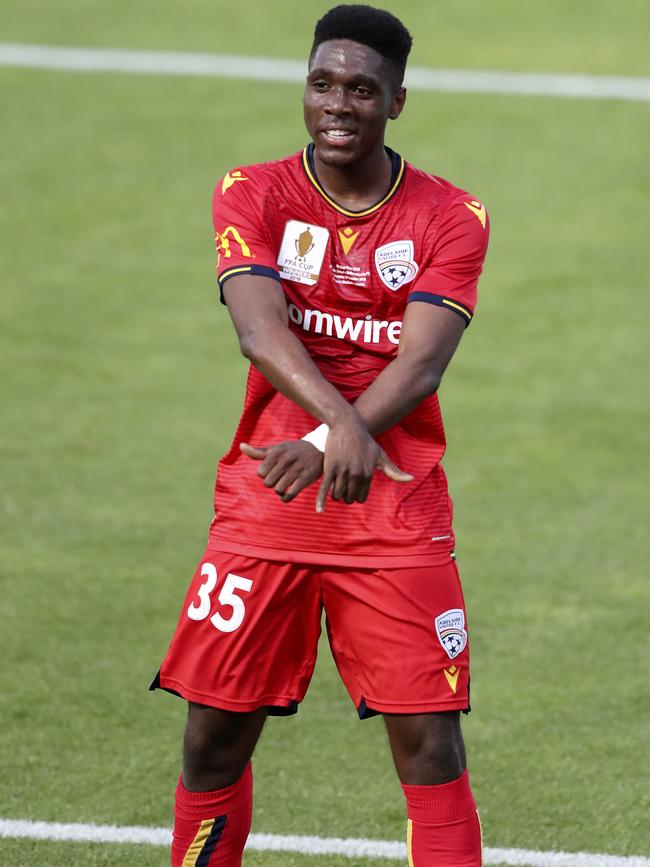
[153,552,323,864]
[384,712,482,867]
[172,702,267,867]
[321,560,479,864]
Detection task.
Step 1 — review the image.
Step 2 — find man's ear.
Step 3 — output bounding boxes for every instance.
[389,87,407,120]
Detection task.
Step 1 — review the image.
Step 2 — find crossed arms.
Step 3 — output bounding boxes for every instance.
[224,274,466,512]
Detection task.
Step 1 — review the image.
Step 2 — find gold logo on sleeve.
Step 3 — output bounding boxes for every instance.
[215,226,252,260]
[463,200,486,228]
[221,171,248,195]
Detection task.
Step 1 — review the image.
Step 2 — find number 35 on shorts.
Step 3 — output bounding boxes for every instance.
[187,563,253,633]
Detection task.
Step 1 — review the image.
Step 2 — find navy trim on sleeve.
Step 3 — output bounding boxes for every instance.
[218,264,282,303]
[407,291,473,326]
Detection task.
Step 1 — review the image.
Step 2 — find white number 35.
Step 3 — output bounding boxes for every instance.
[187,563,253,633]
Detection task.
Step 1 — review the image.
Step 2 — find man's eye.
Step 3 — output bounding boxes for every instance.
[354,87,371,97]
[313,81,328,90]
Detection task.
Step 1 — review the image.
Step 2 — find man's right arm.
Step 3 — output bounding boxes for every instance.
[223,274,411,509]
[225,274,355,430]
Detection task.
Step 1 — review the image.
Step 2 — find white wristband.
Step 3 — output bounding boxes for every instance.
[301,423,329,453]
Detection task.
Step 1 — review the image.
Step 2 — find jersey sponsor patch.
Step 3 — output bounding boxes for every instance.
[287,302,402,345]
[374,239,419,291]
[435,608,467,659]
[278,220,329,286]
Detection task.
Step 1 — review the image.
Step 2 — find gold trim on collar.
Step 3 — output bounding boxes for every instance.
[302,147,405,218]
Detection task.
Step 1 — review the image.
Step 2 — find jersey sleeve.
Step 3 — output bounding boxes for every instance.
[212,169,281,299]
[408,194,490,326]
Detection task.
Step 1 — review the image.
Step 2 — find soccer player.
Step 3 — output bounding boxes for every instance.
[152,5,490,865]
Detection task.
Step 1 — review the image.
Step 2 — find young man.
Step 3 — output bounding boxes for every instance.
[152,5,490,865]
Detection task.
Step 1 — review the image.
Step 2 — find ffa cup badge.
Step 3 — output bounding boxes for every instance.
[278,220,329,286]
[435,608,468,660]
[374,239,419,291]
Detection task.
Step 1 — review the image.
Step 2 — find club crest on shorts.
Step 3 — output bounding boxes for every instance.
[374,239,419,291]
[435,608,467,659]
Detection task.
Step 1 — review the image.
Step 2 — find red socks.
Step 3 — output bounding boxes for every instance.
[172,763,253,867]
[172,763,480,866]
[401,769,482,866]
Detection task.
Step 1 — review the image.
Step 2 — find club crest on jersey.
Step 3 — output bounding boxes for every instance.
[278,220,329,286]
[374,239,419,291]
[435,609,467,660]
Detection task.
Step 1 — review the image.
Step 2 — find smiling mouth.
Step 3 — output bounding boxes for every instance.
[321,129,356,145]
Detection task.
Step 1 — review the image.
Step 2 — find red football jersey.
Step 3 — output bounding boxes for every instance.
[209,146,489,567]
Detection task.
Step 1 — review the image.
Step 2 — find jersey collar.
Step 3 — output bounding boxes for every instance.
[302,143,405,218]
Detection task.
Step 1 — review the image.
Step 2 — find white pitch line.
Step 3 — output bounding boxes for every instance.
[1,43,649,102]
[1,818,649,867]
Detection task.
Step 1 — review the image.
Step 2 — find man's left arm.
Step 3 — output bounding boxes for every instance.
[356,193,489,437]
[252,305,463,505]
[353,302,465,435]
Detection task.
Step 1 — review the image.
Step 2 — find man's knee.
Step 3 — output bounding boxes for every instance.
[384,711,466,785]
[182,703,266,790]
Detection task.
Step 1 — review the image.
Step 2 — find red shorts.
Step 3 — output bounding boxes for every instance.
[152,544,470,717]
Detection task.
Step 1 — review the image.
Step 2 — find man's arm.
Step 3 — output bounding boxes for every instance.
[309,301,465,510]
[223,274,412,509]
[354,300,465,436]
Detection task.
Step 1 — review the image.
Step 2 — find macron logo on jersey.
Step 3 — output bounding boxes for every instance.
[288,302,402,345]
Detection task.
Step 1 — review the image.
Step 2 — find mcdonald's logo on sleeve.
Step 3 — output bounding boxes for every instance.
[215,226,253,260]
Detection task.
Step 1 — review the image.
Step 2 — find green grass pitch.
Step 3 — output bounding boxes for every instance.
[1,1,649,864]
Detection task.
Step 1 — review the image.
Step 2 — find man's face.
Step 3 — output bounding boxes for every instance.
[304,39,406,167]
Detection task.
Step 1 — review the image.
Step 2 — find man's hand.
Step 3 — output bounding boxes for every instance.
[240,415,413,511]
[315,416,413,513]
[240,441,323,503]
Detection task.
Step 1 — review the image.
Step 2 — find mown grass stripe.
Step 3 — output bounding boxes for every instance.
[1,43,649,102]
[1,818,649,866]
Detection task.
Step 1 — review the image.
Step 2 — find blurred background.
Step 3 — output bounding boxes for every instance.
[1,2,648,865]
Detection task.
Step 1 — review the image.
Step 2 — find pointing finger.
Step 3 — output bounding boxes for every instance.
[316,473,333,513]
[377,451,414,483]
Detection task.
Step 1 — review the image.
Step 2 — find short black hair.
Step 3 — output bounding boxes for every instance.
[310,5,413,87]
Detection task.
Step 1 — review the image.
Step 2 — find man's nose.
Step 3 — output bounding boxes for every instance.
[324,86,351,115]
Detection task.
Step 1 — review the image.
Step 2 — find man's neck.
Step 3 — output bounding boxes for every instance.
[313,145,393,213]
